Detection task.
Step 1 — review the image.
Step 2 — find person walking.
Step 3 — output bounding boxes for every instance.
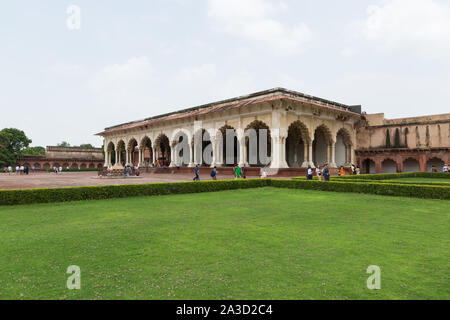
[444,163,448,173]
[8,166,12,175]
[31,165,35,173]
[59,166,63,174]
[210,166,217,180]
[16,165,19,175]
[193,165,200,181]
[307,166,313,180]
[316,165,322,181]
[323,164,330,182]
[356,166,361,175]
[235,164,241,179]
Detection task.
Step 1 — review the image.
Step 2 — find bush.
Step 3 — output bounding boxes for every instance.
[0,179,271,206]
[333,172,450,180]
[272,179,450,200]
[1,177,448,206]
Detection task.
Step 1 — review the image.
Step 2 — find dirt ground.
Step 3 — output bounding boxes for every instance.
[0,171,240,190]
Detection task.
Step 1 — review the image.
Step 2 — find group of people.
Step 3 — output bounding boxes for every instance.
[192,164,247,181]
[306,164,361,181]
[4,165,33,175]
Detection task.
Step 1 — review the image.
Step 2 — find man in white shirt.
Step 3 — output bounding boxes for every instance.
[16,166,20,175]
[444,164,448,173]
[8,166,12,175]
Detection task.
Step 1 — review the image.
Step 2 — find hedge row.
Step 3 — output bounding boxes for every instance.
[1,177,449,206]
[271,179,450,200]
[0,179,271,206]
[334,172,450,180]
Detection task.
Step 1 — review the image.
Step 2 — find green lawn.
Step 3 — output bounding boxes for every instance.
[385,177,450,184]
[0,187,448,300]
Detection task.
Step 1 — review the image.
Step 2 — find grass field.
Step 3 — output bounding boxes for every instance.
[0,187,448,300]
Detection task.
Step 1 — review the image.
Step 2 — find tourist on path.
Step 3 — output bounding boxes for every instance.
[210,166,217,180]
[323,164,330,181]
[235,164,241,179]
[16,166,19,175]
[316,165,322,181]
[444,164,448,173]
[339,166,345,176]
[241,165,246,179]
[8,166,12,175]
[193,165,200,181]
[307,166,313,180]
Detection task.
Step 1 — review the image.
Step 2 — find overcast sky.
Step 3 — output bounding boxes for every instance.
[1,0,449,147]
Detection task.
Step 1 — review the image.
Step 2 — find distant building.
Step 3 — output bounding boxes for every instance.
[17,146,104,170]
[356,113,450,173]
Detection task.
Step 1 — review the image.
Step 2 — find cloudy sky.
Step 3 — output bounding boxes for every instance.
[1,0,449,147]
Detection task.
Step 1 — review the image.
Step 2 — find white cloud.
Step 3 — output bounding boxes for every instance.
[208,0,312,54]
[363,0,450,59]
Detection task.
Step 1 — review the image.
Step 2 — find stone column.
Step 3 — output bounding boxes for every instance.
[238,136,246,167]
[215,138,223,167]
[104,150,109,168]
[169,145,176,167]
[329,142,337,168]
[209,137,217,167]
[350,145,355,165]
[269,134,288,169]
[375,159,382,174]
[152,147,157,164]
[308,142,315,168]
[115,150,120,166]
[301,143,309,168]
[188,143,195,167]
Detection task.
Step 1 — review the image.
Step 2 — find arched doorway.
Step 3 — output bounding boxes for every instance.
[140,136,153,167]
[218,125,239,166]
[362,158,376,174]
[336,128,352,167]
[286,121,309,168]
[382,159,397,173]
[106,141,115,167]
[427,157,444,172]
[313,125,332,167]
[245,120,271,167]
[116,140,126,166]
[192,129,212,166]
[127,138,138,166]
[403,158,420,172]
[155,134,171,166]
[172,131,190,167]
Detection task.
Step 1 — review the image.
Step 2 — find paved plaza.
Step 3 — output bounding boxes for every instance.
[0,171,239,190]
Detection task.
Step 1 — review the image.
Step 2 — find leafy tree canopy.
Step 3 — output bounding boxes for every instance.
[79,143,94,148]
[0,128,32,167]
[23,146,46,156]
[57,141,71,147]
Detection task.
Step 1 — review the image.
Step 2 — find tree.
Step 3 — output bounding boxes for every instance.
[57,141,71,147]
[22,146,46,156]
[0,128,32,156]
[0,128,32,167]
[79,143,94,148]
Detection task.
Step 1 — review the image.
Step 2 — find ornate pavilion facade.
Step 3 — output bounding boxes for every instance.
[97,88,449,175]
[97,88,362,175]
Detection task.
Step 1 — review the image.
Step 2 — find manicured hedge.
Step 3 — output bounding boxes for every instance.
[0,179,271,206]
[272,179,450,200]
[334,172,450,180]
[1,177,449,206]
